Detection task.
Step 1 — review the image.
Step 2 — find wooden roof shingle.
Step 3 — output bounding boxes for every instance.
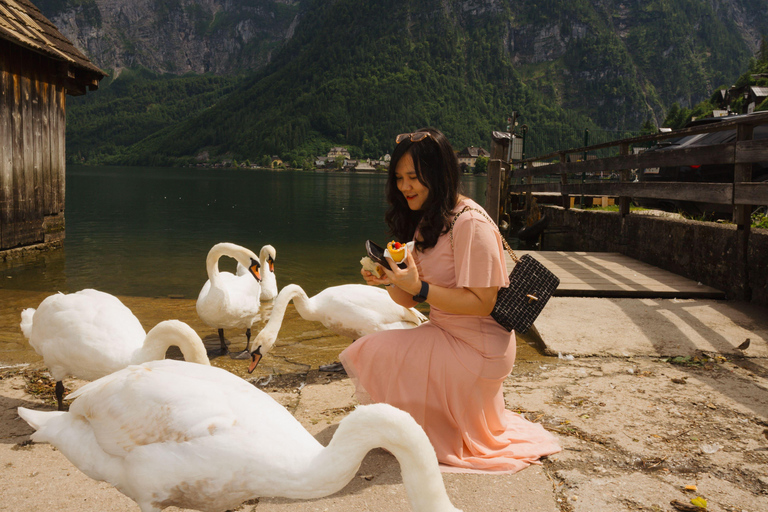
[0,0,105,86]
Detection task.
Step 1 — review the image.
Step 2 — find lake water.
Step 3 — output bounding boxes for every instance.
[1,165,490,298]
[1,165,562,373]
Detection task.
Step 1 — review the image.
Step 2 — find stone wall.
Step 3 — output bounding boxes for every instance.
[541,205,768,307]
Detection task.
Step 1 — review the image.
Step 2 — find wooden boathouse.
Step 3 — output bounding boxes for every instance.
[0,0,104,256]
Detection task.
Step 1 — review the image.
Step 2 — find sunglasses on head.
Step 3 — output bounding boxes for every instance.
[395,132,435,144]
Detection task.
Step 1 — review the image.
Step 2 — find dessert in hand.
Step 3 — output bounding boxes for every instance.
[360,256,385,278]
[387,241,407,262]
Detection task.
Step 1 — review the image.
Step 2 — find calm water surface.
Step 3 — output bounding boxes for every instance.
[2,165,488,298]
[1,166,559,371]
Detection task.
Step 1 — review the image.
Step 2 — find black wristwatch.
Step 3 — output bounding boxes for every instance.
[412,281,429,303]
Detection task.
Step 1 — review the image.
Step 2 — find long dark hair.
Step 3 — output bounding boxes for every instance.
[384,127,461,251]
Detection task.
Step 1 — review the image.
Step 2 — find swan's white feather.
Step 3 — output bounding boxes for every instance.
[18,359,461,512]
[20,289,208,383]
[252,284,427,357]
[196,243,262,332]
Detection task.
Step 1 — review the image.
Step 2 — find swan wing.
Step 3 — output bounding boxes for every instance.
[66,360,319,458]
[24,360,324,511]
[314,285,426,337]
[23,289,146,381]
[197,272,262,329]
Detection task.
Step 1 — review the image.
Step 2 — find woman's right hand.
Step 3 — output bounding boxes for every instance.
[361,267,391,287]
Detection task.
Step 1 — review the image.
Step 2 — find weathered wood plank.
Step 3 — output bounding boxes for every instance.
[733,183,768,205]
[733,124,754,226]
[486,134,508,224]
[0,44,11,248]
[735,138,768,164]
[57,85,65,212]
[619,143,631,216]
[517,110,768,164]
[10,45,24,248]
[32,61,45,225]
[22,56,44,245]
[40,62,52,216]
[513,142,741,178]
[510,182,734,204]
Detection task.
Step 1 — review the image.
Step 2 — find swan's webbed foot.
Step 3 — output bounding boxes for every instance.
[227,327,252,359]
[228,349,250,360]
[207,329,229,358]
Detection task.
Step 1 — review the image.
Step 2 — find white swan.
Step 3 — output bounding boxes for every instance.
[18,359,462,512]
[196,242,262,355]
[19,289,210,410]
[248,284,427,372]
[238,244,277,301]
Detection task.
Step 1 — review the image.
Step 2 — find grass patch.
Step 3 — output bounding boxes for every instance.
[582,204,648,212]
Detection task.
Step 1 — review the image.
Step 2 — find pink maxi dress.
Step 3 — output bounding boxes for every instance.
[340,198,561,473]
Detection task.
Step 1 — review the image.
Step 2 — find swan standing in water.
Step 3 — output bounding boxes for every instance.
[196,242,262,356]
[247,283,427,372]
[18,359,462,512]
[19,289,209,410]
[237,244,277,301]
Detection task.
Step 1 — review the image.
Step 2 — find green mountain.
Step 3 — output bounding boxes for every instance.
[53,0,768,166]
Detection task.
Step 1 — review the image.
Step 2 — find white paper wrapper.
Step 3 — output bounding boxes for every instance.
[360,256,385,277]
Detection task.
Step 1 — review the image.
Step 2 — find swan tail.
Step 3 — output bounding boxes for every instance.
[405,307,428,325]
[17,406,64,432]
[18,407,124,485]
[19,308,35,339]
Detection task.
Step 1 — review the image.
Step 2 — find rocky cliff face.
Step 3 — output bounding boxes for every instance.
[39,0,766,81]
[39,0,764,77]
[39,0,303,76]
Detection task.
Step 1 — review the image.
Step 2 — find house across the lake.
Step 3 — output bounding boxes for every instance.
[1,0,105,257]
[327,147,351,159]
[456,146,490,171]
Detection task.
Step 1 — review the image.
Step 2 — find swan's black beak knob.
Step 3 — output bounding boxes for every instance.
[247,346,263,374]
[249,258,262,282]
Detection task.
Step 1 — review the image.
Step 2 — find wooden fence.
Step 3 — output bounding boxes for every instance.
[485,111,768,237]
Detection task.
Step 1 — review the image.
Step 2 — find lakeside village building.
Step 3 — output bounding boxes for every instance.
[198,144,491,172]
[314,145,490,172]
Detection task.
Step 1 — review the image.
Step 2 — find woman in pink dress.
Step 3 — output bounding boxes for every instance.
[340,127,561,473]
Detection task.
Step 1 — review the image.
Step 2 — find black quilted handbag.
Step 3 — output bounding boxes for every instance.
[450,207,560,334]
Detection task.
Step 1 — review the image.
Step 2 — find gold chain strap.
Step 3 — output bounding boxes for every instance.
[449,206,520,263]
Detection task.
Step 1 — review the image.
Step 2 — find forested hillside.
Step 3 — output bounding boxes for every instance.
[46,0,768,166]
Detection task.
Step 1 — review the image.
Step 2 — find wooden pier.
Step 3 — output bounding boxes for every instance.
[506,251,725,299]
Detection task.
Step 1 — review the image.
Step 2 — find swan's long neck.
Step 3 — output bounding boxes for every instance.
[206,246,228,285]
[252,284,307,354]
[135,321,210,366]
[293,404,459,511]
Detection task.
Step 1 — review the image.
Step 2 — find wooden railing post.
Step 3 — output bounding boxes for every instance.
[732,124,754,225]
[619,142,631,216]
[486,133,510,224]
[733,123,754,299]
[560,152,569,209]
[525,164,532,211]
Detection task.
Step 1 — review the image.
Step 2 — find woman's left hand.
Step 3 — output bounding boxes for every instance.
[381,250,421,296]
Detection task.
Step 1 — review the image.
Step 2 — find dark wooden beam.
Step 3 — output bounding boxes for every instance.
[509,182,735,204]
